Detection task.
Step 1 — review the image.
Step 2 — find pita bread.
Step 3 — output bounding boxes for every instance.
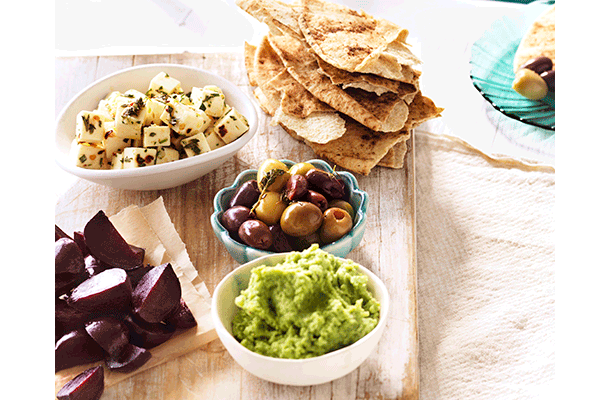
[377,139,408,169]
[513,5,555,72]
[268,33,409,132]
[247,36,347,143]
[282,92,442,175]
[236,0,303,39]
[316,55,420,101]
[298,0,421,81]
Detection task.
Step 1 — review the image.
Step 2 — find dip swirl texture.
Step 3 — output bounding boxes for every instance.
[232,245,380,359]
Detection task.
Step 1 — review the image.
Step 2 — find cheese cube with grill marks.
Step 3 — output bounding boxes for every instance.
[214,108,249,144]
[122,147,157,168]
[181,132,211,157]
[71,140,107,169]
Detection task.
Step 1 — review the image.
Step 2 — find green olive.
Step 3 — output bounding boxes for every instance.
[288,162,316,177]
[254,191,288,226]
[319,207,353,244]
[512,69,548,100]
[280,201,323,237]
[327,199,355,220]
[257,159,289,192]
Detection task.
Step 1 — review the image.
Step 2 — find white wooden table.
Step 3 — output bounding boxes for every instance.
[55,52,419,399]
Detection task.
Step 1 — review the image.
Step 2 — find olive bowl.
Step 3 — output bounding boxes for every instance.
[210,159,368,264]
[211,251,390,386]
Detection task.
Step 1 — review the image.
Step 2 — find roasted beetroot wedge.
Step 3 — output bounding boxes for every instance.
[56,365,104,400]
[165,298,198,330]
[132,263,181,323]
[56,238,85,276]
[56,298,90,339]
[73,231,90,258]
[56,272,87,297]
[55,329,105,372]
[126,265,154,287]
[84,255,108,278]
[105,344,151,373]
[67,268,132,315]
[123,314,175,349]
[56,225,71,241]
[85,317,130,358]
[83,211,142,269]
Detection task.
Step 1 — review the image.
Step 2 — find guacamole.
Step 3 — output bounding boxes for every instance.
[232,245,380,359]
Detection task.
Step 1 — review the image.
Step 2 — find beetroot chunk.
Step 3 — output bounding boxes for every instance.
[83,211,142,269]
[85,317,130,358]
[56,238,85,276]
[123,314,175,349]
[67,268,132,316]
[56,225,71,241]
[55,329,105,372]
[165,298,198,330]
[105,344,151,373]
[56,365,104,400]
[132,263,181,323]
[55,298,90,339]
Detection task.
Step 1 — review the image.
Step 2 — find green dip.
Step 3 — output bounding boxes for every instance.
[232,245,380,359]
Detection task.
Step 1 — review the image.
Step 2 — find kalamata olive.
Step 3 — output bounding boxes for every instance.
[519,56,553,75]
[305,169,345,199]
[288,232,321,251]
[280,202,323,237]
[540,70,555,92]
[254,191,288,225]
[288,162,316,177]
[328,199,355,220]
[319,208,353,244]
[229,180,260,208]
[269,224,293,252]
[221,206,254,233]
[284,174,308,201]
[257,159,289,192]
[306,190,328,212]
[512,69,548,100]
[238,220,273,250]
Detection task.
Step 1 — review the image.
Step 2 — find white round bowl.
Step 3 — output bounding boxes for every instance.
[55,64,259,190]
[211,252,390,386]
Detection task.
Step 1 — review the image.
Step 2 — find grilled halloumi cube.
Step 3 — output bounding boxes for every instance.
[110,150,124,170]
[76,110,108,145]
[180,132,211,157]
[103,121,131,159]
[114,96,146,140]
[122,147,157,168]
[204,127,226,151]
[147,72,182,96]
[144,97,167,126]
[143,125,171,147]
[155,147,181,165]
[214,108,249,144]
[191,85,226,118]
[71,140,107,169]
[160,99,212,137]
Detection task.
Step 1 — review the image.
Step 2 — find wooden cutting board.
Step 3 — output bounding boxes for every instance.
[55,52,418,400]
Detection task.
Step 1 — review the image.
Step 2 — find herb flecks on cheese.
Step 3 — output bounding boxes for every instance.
[73,72,250,169]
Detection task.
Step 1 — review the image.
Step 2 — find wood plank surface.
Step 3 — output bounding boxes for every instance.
[55,52,418,400]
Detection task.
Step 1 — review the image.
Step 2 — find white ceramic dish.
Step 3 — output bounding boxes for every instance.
[55,64,259,190]
[211,252,390,386]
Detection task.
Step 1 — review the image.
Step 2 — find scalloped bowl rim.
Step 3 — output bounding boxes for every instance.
[55,64,259,182]
[211,159,368,258]
[211,251,390,365]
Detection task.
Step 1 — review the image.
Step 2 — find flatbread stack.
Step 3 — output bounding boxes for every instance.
[238,0,443,175]
[513,5,555,73]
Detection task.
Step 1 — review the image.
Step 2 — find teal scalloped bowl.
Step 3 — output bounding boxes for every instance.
[470,0,555,131]
[211,159,368,264]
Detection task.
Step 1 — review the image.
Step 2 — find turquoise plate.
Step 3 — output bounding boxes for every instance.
[470,0,555,131]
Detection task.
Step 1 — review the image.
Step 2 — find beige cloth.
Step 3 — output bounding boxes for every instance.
[415,131,555,399]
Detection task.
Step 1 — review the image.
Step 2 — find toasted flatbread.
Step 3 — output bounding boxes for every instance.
[282,92,442,175]
[298,0,421,81]
[316,55,420,102]
[377,139,408,169]
[236,0,303,39]
[268,33,409,132]
[513,5,555,72]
